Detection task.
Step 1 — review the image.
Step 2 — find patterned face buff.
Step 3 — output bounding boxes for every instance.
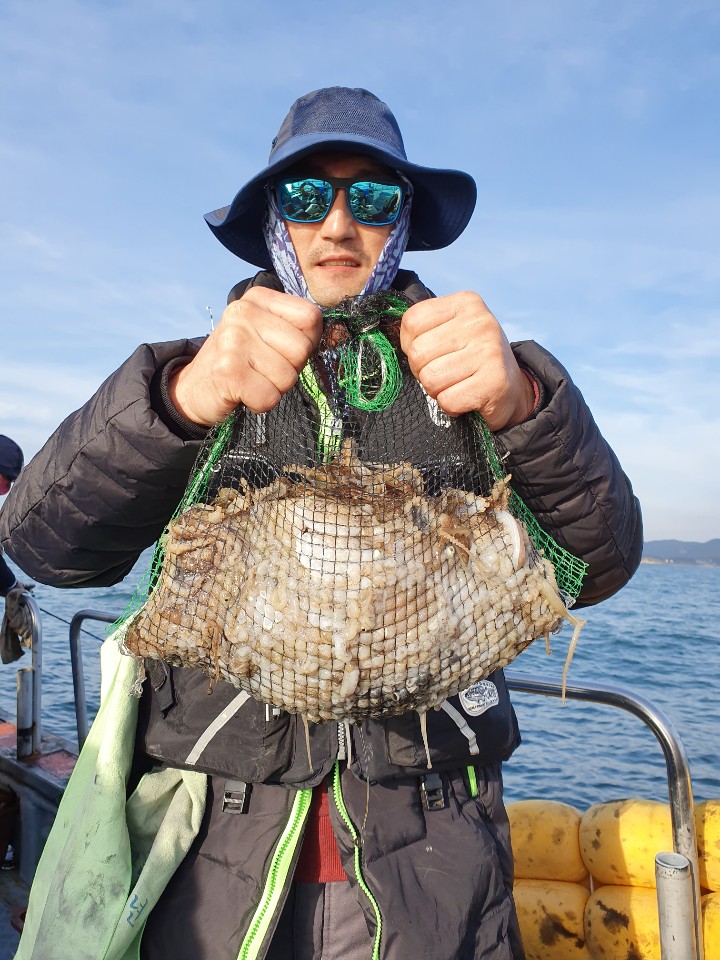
[263,175,413,302]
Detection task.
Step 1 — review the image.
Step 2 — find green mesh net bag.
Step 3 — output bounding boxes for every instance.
[122,292,586,722]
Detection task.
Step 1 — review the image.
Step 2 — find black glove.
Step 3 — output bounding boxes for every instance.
[1,581,34,665]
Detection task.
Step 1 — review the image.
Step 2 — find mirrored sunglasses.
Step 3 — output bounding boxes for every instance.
[274,176,407,226]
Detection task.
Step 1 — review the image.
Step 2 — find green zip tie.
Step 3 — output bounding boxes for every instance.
[237,789,312,960]
[331,761,382,960]
[322,291,408,412]
[339,329,402,411]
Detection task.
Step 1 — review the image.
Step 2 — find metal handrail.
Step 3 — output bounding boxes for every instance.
[68,609,121,750]
[15,590,43,757]
[507,671,704,960]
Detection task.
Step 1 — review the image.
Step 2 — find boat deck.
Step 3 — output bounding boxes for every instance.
[0,866,25,958]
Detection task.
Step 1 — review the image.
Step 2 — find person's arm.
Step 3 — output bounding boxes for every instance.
[0,550,34,660]
[498,341,642,607]
[0,552,17,596]
[0,338,207,587]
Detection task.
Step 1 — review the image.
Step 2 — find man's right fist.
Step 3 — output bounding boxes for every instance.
[169,287,323,425]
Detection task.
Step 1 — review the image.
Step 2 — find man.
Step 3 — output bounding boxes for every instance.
[1,88,642,960]
[0,434,32,663]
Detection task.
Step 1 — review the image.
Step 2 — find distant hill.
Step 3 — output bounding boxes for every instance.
[642,539,720,566]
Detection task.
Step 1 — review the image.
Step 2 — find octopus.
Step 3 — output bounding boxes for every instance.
[123,442,583,724]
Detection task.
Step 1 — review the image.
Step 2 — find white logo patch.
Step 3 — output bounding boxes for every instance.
[460,680,499,717]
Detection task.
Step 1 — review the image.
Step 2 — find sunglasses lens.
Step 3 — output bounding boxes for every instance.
[277,179,333,222]
[348,181,404,224]
[276,178,405,225]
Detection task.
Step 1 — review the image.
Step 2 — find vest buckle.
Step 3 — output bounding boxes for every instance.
[420,772,446,811]
[223,779,252,814]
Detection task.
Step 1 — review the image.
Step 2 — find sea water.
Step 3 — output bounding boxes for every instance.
[0,556,718,809]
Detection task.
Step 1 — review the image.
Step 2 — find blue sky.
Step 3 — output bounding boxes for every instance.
[1,0,718,542]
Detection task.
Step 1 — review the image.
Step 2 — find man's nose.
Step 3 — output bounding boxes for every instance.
[319,190,358,240]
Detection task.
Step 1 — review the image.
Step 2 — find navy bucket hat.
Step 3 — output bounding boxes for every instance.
[204,87,477,269]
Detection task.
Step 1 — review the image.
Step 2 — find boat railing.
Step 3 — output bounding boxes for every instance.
[15,605,705,959]
[507,671,704,960]
[68,609,121,751]
[14,591,43,758]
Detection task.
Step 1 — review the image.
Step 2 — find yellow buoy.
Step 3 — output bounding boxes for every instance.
[579,799,672,887]
[702,891,720,955]
[584,885,660,960]
[695,799,720,892]
[508,799,588,883]
[514,879,591,959]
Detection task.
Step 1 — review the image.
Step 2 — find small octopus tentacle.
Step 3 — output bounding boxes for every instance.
[418,709,432,769]
[537,577,586,703]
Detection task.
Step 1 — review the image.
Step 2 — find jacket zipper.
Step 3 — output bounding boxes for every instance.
[331,760,382,960]
[236,787,312,960]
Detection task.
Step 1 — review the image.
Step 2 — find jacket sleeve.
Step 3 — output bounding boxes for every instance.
[0,552,17,595]
[0,338,207,588]
[501,341,643,607]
